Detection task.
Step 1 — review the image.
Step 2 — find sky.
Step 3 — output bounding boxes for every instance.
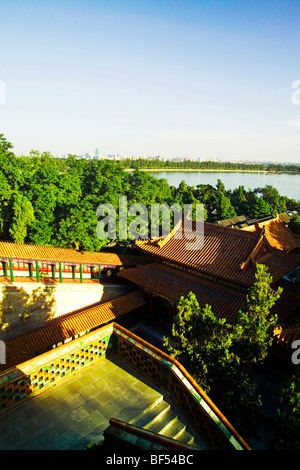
[0,0,300,162]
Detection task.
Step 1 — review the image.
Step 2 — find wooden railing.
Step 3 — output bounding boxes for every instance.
[103,417,201,451]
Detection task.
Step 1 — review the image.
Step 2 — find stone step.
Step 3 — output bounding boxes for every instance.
[174,427,196,446]
[159,416,186,439]
[129,396,166,428]
[145,407,176,433]
[129,397,204,449]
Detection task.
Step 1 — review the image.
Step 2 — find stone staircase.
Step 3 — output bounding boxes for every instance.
[128,396,206,449]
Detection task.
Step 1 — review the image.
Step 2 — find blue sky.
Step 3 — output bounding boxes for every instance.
[0,0,300,162]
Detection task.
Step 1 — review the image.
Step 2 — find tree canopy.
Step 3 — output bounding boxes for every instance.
[0,134,299,249]
[164,264,282,439]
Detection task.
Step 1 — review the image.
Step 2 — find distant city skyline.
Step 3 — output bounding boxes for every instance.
[1,0,300,163]
[57,149,300,166]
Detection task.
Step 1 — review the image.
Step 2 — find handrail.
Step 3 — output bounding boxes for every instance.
[107,417,200,450]
[113,322,251,450]
[0,319,250,449]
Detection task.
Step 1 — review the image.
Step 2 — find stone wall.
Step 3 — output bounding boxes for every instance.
[0,281,131,340]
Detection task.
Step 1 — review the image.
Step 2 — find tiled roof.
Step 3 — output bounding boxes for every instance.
[135,220,300,287]
[0,240,149,266]
[119,262,299,325]
[216,215,247,226]
[253,250,300,284]
[270,288,300,324]
[0,290,146,372]
[241,217,300,253]
[119,263,246,322]
[119,264,300,362]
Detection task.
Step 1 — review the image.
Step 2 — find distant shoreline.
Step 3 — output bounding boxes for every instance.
[124,168,298,174]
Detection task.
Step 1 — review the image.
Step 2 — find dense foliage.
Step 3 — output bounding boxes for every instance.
[0,134,299,250]
[164,265,282,441]
[119,157,300,173]
[277,369,300,450]
[0,135,173,250]
[288,214,300,235]
[1,135,299,448]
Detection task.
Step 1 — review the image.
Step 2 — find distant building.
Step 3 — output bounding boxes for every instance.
[120,216,300,360]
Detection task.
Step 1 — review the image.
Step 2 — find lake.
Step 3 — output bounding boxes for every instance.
[146,170,300,201]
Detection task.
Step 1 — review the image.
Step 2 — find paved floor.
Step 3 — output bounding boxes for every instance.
[0,355,165,450]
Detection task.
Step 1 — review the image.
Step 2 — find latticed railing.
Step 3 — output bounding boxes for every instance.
[0,322,250,450]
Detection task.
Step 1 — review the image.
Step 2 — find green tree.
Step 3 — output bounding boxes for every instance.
[250,197,272,219]
[215,192,236,220]
[288,214,300,235]
[163,292,242,394]
[276,369,300,449]
[193,184,218,219]
[56,199,106,251]
[164,264,282,437]
[230,185,248,215]
[255,185,286,215]
[212,179,236,220]
[0,170,13,236]
[216,178,226,194]
[286,198,300,212]
[236,264,282,367]
[9,193,35,244]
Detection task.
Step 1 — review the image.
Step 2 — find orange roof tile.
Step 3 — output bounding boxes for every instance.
[120,263,298,325]
[241,217,300,253]
[0,290,146,372]
[270,288,300,324]
[120,263,246,322]
[254,250,300,283]
[0,240,149,267]
[135,220,300,287]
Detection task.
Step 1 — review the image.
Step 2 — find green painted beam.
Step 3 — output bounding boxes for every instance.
[35,260,40,282]
[29,263,33,278]
[80,263,83,283]
[9,258,14,283]
[59,262,62,283]
[36,260,40,282]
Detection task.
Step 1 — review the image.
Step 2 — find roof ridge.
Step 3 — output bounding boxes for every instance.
[203,221,260,239]
[240,229,268,270]
[135,220,261,249]
[121,262,246,298]
[261,218,300,253]
[1,290,145,371]
[21,290,141,332]
[0,239,86,253]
